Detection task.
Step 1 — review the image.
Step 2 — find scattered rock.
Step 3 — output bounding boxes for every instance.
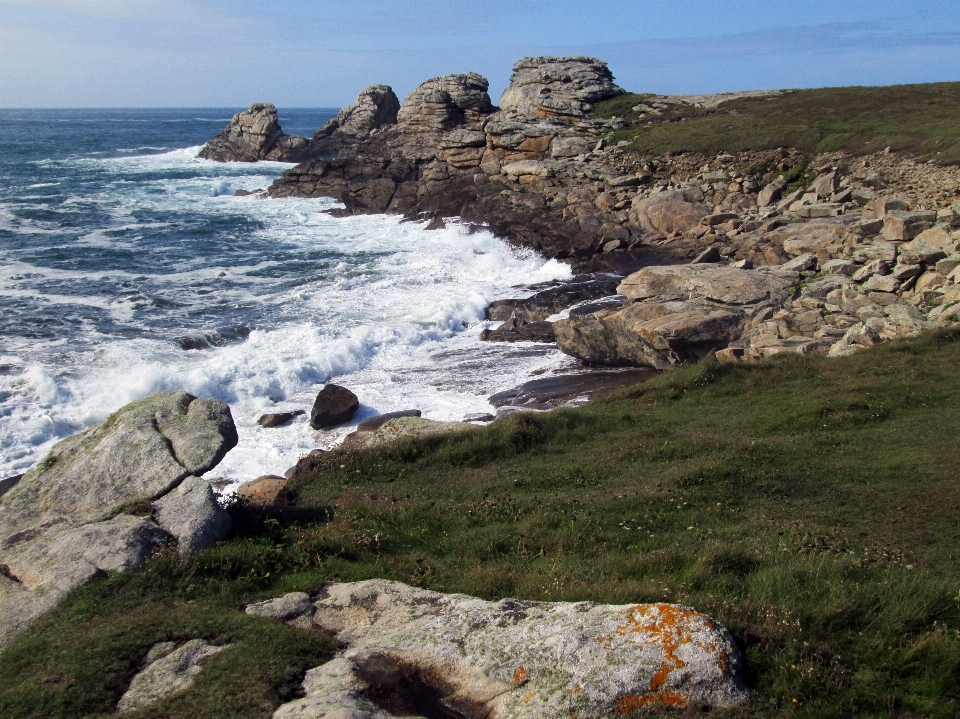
[236,475,290,508]
[118,639,226,712]
[782,253,819,272]
[691,246,722,264]
[257,410,305,428]
[152,477,232,555]
[269,579,748,718]
[310,384,360,429]
[757,178,787,207]
[882,210,936,241]
[198,103,310,162]
[246,591,314,629]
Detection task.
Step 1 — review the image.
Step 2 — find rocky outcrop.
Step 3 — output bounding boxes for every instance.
[265,61,632,258]
[199,103,310,162]
[118,639,227,712]
[397,73,494,133]
[255,580,749,718]
[233,59,960,356]
[499,56,625,121]
[0,391,237,650]
[316,85,400,140]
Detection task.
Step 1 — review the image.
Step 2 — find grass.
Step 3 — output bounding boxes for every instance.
[591,82,960,163]
[3,330,960,717]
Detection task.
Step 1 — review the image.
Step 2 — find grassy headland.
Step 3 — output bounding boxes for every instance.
[2,329,960,718]
[592,82,960,163]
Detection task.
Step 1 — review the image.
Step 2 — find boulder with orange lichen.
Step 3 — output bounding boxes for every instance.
[263,579,749,719]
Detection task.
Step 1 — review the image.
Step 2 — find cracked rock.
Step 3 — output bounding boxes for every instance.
[0,391,237,651]
[266,579,749,718]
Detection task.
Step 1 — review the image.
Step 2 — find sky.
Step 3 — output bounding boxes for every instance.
[1,0,959,108]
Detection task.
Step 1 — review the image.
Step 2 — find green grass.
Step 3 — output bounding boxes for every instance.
[3,330,960,717]
[592,82,960,163]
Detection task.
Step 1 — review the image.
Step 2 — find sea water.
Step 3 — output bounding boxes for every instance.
[0,109,575,486]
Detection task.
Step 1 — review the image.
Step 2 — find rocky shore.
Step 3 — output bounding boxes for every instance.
[200,55,960,373]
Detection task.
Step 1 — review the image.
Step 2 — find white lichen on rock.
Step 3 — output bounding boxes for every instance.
[265,580,749,718]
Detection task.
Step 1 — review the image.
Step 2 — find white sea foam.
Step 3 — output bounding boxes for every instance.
[0,164,574,483]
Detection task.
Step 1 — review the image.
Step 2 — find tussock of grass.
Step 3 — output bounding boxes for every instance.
[3,331,960,717]
[592,83,960,163]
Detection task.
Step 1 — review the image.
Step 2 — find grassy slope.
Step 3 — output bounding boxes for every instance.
[591,82,960,163]
[3,331,960,717]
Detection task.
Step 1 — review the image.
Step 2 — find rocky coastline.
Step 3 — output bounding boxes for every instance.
[3,56,960,715]
[198,55,960,376]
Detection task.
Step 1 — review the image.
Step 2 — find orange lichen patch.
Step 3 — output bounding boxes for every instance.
[612,604,727,705]
[523,690,536,704]
[567,684,584,695]
[615,689,689,715]
[514,665,528,684]
[597,636,614,644]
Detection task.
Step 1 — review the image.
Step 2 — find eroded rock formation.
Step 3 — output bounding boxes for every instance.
[199,103,311,162]
[499,56,625,121]
[316,84,400,140]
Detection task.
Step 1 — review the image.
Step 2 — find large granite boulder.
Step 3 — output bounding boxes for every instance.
[556,266,793,369]
[0,391,237,651]
[556,300,747,369]
[396,73,495,133]
[628,190,710,239]
[315,85,400,141]
[0,391,236,532]
[499,56,625,122]
[260,580,749,718]
[199,103,311,162]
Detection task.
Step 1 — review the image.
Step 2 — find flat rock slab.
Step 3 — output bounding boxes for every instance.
[481,321,556,343]
[489,369,656,408]
[618,265,789,305]
[267,580,749,718]
[357,410,423,432]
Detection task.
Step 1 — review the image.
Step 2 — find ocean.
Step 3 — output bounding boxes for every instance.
[0,108,575,486]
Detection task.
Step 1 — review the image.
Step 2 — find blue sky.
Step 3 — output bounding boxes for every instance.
[1,0,959,108]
